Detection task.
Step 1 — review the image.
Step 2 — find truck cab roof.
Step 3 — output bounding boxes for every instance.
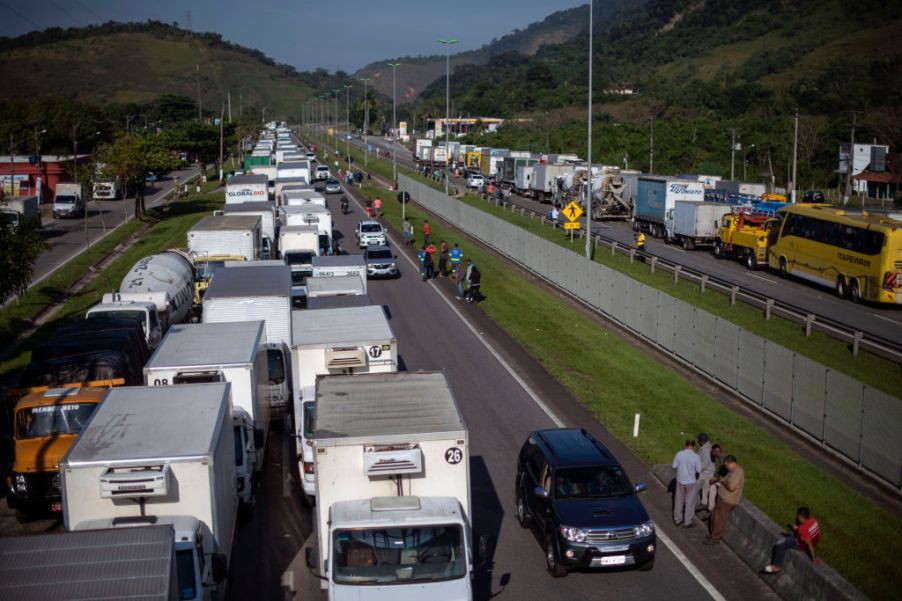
[330,496,465,528]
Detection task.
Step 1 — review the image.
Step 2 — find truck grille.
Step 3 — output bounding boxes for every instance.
[586,527,637,543]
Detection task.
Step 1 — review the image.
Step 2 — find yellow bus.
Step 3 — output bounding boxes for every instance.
[767,204,902,303]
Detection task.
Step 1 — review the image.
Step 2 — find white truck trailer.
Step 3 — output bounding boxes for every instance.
[221,201,278,260]
[290,305,396,503]
[144,321,270,504]
[0,195,41,228]
[305,371,475,600]
[283,190,326,208]
[188,215,262,262]
[202,265,294,412]
[225,174,268,204]
[283,205,332,238]
[311,255,367,293]
[0,525,179,601]
[666,201,733,249]
[60,383,237,601]
[304,275,366,300]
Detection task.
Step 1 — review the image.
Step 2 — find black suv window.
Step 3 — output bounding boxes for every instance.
[553,466,633,499]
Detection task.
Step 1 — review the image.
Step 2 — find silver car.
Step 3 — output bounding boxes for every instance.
[364,245,398,278]
[324,179,342,194]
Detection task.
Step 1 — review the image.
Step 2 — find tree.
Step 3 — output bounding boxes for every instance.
[0,219,46,304]
[163,121,227,174]
[98,133,177,218]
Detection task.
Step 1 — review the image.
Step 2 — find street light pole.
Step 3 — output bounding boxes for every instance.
[360,78,371,168]
[334,89,340,154]
[387,63,401,187]
[438,38,459,196]
[344,85,352,174]
[585,1,593,259]
[791,111,799,203]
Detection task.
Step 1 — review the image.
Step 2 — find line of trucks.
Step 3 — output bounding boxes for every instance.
[416,138,792,269]
[1,124,478,601]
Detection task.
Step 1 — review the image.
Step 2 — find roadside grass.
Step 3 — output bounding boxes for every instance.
[0,190,223,383]
[325,138,902,399]
[0,180,219,351]
[356,180,901,601]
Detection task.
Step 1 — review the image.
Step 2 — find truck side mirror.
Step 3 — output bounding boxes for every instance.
[635,481,647,493]
[254,429,265,449]
[304,547,328,581]
[211,553,229,583]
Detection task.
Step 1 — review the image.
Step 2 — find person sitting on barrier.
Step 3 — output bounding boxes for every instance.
[762,507,821,574]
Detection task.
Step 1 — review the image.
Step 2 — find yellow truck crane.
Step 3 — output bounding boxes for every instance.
[713,212,775,270]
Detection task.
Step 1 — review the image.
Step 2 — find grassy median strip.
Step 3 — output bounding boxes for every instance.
[0,188,223,382]
[328,139,902,399]
[351,179,900,601]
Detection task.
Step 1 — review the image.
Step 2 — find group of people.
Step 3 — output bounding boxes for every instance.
[413,237,481,302]
[672,434,821,575]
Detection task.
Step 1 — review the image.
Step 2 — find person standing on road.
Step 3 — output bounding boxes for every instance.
[423,220,431,246]
[449,243,463,277]
[372,196,382,218]
[672,440,701,528]
[696,433,715,511]
[403,219,412,246]
[438,241,449,278]
[467,265,481,303]
[762,507,821,574]
[706,455,744,544]
[455,260,466,300]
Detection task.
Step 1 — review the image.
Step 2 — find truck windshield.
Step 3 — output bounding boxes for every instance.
[553,466,634,499]
[267,349,285,384]
[16,403,97,438]
[284,251,314,265]
[175,549,198,600]
[234,425,245,468]
[333,525,466,585]
[55,195,76,204]
[303,401,315,439]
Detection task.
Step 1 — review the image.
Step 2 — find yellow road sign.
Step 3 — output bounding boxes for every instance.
[563,201,583,222]
[563,221,581,230]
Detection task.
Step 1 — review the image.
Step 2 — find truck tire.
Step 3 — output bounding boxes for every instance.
[745,251,758,270]
[835,276,849,299]
[713,241,724,259]
[849,278,862,303]
[778,257,788,279]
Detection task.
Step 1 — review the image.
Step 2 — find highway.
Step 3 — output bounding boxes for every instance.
[347,133,902,351]
[227,180,777,601]
[29,167,200,286]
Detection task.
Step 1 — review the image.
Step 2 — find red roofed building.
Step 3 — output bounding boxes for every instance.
[853,151,902,200]
[0,154,92,203]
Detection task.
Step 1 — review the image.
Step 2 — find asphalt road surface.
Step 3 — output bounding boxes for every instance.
[227,179,778,601]
[348,133,902,350]
[30,167,200,284]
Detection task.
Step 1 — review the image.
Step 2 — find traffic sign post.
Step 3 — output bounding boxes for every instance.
[563,222,580,230]
[562,201,583,242]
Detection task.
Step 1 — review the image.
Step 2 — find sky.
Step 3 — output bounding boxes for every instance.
[0,0,587,72]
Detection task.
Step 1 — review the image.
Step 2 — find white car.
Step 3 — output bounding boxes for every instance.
[467,174,485,189]
[315,165,331,181]
[355,220,387,248]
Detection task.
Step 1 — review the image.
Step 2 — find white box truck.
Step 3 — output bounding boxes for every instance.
[304,275,366,300]
[188,215,262,262]
[305,371,475,600]
[275,177,312,205]
[283,205,332,238]
[226,174,268,204]
[530,164,572,202]
[144,321,270,511]
[666,201,733,249]
[277,160,311,183]
[202,265,293,413]
[86,299,163,349]
[0,525,179,601]
[248,165,277,198]
[221,201,277,259]
[280,225,320,299]
[1,195,41,228]
[60,383,237,601]
[283,190,326,208]
[311,255,367,293]
[52,182,85,219]
[290,306,396,503]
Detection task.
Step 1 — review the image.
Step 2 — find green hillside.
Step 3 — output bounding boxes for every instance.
[0,22,339,121]
[356,0,643,102]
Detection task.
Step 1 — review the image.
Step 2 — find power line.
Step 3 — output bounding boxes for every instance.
[0,0,41,29]
[73,0,103,22]
[49,0,83,26]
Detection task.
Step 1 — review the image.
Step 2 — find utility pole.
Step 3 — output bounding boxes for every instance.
[844,111,858,206]
[585,0,593,259]
[334,89,340,154]
[649,115,655,175]
[227,90,232,124]
[8,134,14,198]
[360,78,371,168]
[730,128,737,181]
[438,38,460,195]
[387,63,401,187]
[218,105,224,182]
[791,112,799,203]
[195,64,202,121]
[34,127,43,202]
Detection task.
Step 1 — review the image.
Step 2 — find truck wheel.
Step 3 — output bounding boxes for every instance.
[681,237,691,250]
[713,241,724,259]
[745,251,757,270]
[301,489,316,508]
[778,257,788,279]
[835,276,849,299]
[546,538,569,578]
[849,278,862,303]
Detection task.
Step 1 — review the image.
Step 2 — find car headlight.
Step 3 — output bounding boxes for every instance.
[559,525,587,543]
[635,521,655,538]
[15,474,27,493]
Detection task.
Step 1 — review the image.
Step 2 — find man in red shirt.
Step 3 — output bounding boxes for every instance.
[423,220,431,246]
[763,507,821,573]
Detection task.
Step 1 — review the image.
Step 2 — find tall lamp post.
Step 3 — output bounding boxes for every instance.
[344,85,352,174]
[360,78,371,168]
[437,38,459,196]
[387,62,401,188]
[584,3,593,260]
[333,89,340,154]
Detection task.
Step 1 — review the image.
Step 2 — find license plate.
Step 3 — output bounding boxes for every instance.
[596,555,627,566]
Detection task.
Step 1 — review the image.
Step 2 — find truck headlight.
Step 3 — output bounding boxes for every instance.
[634,521,655,538]
[559,525,587,543]
[15,474,27,493]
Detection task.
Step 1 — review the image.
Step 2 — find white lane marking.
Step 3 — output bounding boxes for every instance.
[872,313,902,325]
[346,186,725,600]
[654,526,728,601]
[746,273,776,284]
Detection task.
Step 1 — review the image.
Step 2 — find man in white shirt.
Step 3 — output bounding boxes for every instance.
[672,439,702,527]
